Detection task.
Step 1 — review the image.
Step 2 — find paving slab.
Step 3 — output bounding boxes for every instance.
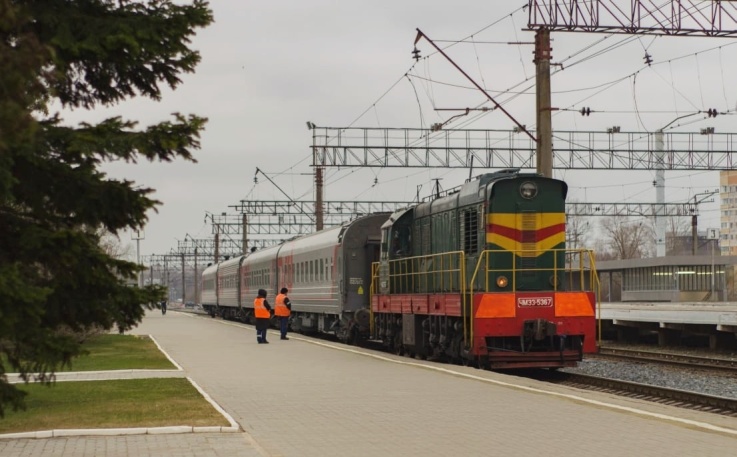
[2,309,736,456]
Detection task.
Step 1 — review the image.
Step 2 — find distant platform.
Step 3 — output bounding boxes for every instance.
[597,302,737,348]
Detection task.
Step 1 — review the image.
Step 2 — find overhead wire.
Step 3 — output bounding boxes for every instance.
[279,1,737,208]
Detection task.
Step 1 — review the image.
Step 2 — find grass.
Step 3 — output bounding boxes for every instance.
[64,334,177,371]
[0,378,230,434]
[0,334,229,434]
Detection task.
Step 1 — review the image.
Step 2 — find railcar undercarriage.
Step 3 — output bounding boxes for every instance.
[372,312,586,369]
[202,304,373,345]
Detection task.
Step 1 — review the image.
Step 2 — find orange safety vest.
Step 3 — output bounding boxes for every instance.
[274,293,290,317]
[254,297,270,319]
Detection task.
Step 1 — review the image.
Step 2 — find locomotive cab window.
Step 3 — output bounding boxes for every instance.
[381,228,389,259]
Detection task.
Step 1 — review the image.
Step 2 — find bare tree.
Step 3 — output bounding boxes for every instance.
[662,216,692,256]
[566,205,591,250]
[97,228,134,260]
[599,216,654,259]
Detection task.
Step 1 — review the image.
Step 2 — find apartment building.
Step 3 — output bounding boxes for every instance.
[720,170,737,255]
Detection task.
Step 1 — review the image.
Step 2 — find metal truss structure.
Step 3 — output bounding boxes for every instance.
[230,200,412,217]
[215,200,414,235]
[310,127,737,170]
[568,202,696,217]
[527,1,737,37]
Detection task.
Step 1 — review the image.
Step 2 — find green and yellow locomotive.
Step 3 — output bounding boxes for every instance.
[372,169,598,369]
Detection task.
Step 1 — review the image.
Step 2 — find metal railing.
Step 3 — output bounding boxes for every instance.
[467,248,600,348]
[387,251,466,294]
[370,248,601,348]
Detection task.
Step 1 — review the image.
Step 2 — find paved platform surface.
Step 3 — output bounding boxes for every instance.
[2,310,737,456]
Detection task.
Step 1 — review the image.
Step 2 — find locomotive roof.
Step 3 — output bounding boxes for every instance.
[414,169,541,215]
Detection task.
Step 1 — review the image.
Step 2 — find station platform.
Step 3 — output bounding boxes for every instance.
[599,301,737,347]
[2,310,736,456]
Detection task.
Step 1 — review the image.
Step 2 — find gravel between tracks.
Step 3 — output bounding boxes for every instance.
[563,343,737,399]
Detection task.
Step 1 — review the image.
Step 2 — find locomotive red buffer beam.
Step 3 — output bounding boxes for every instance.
[473,292,596,369]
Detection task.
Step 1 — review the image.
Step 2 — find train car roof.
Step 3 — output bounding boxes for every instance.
[278,223,345,256]
[202,263,219,276]
[218,255,245,269]
[245,244,281,263]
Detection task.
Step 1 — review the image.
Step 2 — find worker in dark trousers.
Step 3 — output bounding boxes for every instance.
[274,287,292,340]
[254,289,273,344]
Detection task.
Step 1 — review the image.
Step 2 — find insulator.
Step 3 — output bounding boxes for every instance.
[412,47,421,61]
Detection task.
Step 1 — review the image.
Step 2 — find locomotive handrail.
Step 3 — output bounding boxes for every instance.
[369,261,380,334]
[467,248,599,348]
[588,254,603,349]
[386,251,466,294]
[370,251,467,338]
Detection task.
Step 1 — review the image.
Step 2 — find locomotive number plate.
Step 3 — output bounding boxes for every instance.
[517,297,553,307]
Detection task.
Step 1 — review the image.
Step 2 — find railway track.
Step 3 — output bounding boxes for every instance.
[529,371,737,418]
[594,347,737,374]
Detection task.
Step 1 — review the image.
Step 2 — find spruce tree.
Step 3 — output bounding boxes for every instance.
[0,0,213,415]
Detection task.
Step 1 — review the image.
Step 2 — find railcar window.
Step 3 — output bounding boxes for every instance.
[320,259,324,281]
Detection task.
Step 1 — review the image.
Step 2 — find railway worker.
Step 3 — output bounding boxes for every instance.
[274,287,292,340]
[254,289,273,344]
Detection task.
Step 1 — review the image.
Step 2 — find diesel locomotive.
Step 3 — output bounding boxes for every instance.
[373,169,598,369]
[201,169,599,369]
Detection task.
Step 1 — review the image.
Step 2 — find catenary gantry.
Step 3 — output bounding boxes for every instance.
[310,127,737,169]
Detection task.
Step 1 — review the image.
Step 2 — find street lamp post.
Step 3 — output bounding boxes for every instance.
[132,230,145,287]
[707,228,720,301]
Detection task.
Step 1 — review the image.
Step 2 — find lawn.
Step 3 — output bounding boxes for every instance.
[0,334,231,435]
[0,378,230,434]
[65,334,177,371]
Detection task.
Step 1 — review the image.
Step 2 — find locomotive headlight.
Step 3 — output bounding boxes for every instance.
[520,181,537,199]
[496,276,509,288]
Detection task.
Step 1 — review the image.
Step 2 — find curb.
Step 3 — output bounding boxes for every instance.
[0,425,239,440]
[0,376,239,440]
[0,335,240,440]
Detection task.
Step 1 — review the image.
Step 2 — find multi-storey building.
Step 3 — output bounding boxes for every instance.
[720,171,737,255]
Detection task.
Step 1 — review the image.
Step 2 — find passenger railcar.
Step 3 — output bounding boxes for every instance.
[372,169,598,369]
[201,214,386,342]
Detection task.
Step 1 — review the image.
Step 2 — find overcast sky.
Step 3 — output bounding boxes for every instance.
[63,1,737,259]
